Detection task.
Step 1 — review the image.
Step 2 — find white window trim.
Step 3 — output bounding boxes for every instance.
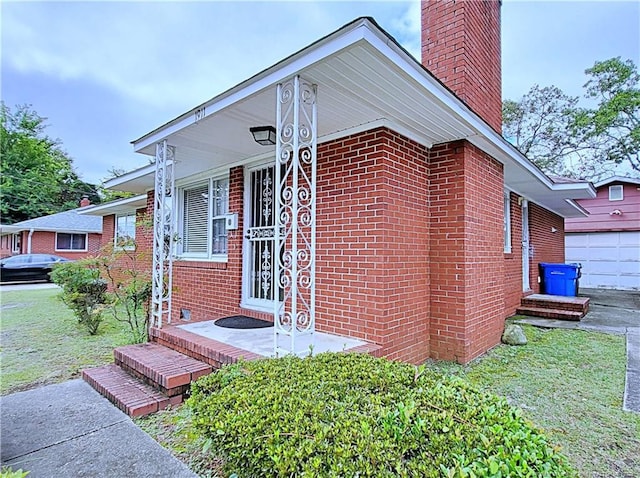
[55,232,88,252]
[609,185,623,201]
[114,213,137,250]
[11,233,21,253]
[504,191,512,253]
[176,175,229,262]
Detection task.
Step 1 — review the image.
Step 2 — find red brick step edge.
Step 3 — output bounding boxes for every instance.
[83,364,182,417]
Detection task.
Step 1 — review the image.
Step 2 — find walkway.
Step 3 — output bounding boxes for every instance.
[0,379,196,477]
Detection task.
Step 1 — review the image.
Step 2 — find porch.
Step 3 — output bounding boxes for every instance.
[83,322,382,417]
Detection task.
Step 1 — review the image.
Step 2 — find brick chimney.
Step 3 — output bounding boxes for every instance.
[79,195,91,207]
[421,0,502,132]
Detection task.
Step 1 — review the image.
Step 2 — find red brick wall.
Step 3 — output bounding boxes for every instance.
[27,231,101,259]
[316,128,431,363]
[168,167,270,322]
[0,235,13,258]
[134,128,566,364]
[428,140,505,363]
[102,215,115,248]
[528,202,565,294]
[421,0,502,132]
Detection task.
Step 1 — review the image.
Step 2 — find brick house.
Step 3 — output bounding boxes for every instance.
[565,176,640,290]
[97,0,595,364]
[0,201,102,260]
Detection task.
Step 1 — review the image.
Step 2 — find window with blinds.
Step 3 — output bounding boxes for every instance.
[180,177,229,258]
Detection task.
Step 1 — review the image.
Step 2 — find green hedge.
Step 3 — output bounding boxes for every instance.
[188,353,575,478]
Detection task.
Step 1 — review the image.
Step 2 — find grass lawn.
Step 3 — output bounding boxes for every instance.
[430,324,640,478]
[0,287,132,395]
[138,324,640,478]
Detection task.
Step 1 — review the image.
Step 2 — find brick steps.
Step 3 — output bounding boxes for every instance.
[149,326,264,369]
[83,365,183,417]
[83,342,214,418]
[515,306,583,321]
[114,343,212,396]
[516,294,589,321]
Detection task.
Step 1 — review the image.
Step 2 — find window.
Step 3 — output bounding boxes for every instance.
[11,233,21,253]
[179,177,229,258]
[504,192,512,253]
[56,233,87,251]
[115,213,136,249]
[609,185,623,201]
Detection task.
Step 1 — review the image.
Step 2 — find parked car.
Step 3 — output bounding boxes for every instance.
[0,254,72,283]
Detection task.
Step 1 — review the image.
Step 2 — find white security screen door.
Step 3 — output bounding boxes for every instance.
[242,164,282,311]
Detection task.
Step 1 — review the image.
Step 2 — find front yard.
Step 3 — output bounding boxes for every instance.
[0,288,130,395]
[1,288,638,477]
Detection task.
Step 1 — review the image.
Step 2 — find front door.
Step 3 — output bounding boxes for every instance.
[522,200,531,291]
[242,164,279,312]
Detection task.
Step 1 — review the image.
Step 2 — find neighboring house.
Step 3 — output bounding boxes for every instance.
[80,195,149,247]
[566,176,640,290]
[96,1,595,364]
[0,202,103,260]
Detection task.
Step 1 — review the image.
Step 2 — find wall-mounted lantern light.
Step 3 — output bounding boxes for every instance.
[250,126,277,146]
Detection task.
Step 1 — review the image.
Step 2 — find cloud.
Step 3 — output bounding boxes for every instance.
[2,1,417,116]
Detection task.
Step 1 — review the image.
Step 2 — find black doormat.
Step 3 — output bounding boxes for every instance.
[214,315,274,329]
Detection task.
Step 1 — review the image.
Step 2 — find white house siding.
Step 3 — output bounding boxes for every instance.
[565,231,640,290]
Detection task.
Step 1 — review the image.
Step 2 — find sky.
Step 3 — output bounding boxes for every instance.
[1,0,639,186]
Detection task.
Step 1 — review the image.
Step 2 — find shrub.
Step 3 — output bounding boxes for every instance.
[188,353,575,478]
[94,241,152,343]
[0,466,29,478]
[50,260,107,335]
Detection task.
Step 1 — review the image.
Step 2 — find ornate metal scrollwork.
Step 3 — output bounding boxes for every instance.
[151,140,175,329]
[274,75,317,356]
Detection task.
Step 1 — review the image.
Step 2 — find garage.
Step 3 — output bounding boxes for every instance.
[565,231,640,290]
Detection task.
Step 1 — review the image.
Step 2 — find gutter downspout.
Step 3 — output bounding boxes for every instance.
[27,228,34,254]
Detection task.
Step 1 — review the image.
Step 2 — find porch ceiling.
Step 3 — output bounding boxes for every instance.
[115,17,594,218]
[134,42,475,178]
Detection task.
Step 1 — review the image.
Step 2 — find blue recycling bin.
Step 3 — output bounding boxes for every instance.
[539,263,581,297]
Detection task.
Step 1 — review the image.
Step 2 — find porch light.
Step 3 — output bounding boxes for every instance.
[250,126,276,146]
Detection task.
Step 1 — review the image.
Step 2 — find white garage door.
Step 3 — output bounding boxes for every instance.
[565,231,640,290]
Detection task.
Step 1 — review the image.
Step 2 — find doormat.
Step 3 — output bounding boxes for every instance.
[214,315,274,329]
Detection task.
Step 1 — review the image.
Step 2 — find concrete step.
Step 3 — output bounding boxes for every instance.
[516,306,583,321]
[521,294,589,314]
[83,364,183,417]
[114,343,212,396]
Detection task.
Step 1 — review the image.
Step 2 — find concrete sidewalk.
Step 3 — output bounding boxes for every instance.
[0,379,197,478]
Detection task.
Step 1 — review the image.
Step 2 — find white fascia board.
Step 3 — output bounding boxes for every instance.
[104,163,156,189]
[361,24,599,201]
[0,225,21,234]
[133,20,375,153]
[79,194,148,216]
[564,199,590,217]
[594,176,640,188]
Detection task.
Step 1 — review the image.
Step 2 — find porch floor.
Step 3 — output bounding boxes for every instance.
[177,320,369,358]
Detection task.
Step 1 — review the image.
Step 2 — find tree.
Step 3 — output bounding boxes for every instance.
[573,57,640,175]
[502,85,581,176]
[0,103,100,224]
[502,57,640,180]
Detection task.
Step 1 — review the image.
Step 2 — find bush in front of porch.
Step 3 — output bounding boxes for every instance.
[187,353,575,477]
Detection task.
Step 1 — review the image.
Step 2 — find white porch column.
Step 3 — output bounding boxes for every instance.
[274,75,318,356]
[151,140,175,329]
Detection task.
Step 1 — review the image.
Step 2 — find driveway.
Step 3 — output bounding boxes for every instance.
[517,288,640,334]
